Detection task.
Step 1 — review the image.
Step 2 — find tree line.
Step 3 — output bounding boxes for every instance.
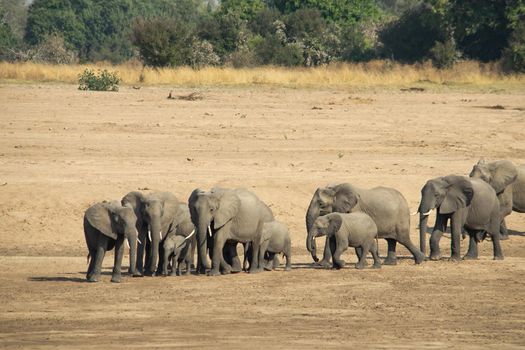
[0,0,523,72]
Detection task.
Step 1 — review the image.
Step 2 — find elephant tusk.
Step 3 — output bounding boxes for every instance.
[148,227,152,242]
[159,230,162,240]
[421,209,433,216]
[208,225,212,237]
[126,240,130,249]
[410,211,418,216]
[184,229,195,241]
[137,238,142,245]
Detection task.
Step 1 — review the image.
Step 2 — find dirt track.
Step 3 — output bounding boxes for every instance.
[0,84,524,349]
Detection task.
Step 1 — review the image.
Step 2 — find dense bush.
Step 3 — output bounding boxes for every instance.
[429,38,459,69]
[78,68,120,91]
[501,19,525,73]
[32,33,77,64]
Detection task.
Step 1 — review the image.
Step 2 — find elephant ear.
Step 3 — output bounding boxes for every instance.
[334,184,359,213]
[188,189,203,225]
[85,203,118,240]
[488,160,518,194]
[327,214,343,237]
[214,191,241,228]
[440,176,474,214]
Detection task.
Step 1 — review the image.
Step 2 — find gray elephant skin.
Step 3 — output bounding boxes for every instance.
[306,183,424,266]
[417,175,503,261]
[308,212,381,269]
[470,159,525,238]
[121,191,188,276]
[244,220,292,271]
[161,203,196,276]
[83,201,139,283]
[189,187,274,276]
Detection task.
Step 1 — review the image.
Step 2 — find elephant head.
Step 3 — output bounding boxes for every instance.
[188,188,240,274]
[305,184,358,262]
[469,159,518,194]
[418,175,474,253]
[85,201,139,275]
[307,214,342,257]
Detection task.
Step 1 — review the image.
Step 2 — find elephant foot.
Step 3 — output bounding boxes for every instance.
[333,260,345,269]
[87,275,98,283]
[493,255,504,261]
[284,266,291,271]
[354,263,365,270]
[317,259,332,269]
[500,234,509,241]
[207,269,221,276]
[143,270,155,277]
[414,254,425,265]
[372,263,381,269]
[110,276,121,283]
[448,255,461,262]
[462,254,478,260]
[132,272,143,278]
[383,257,397,265]
[263,266,273,272]
[248,267,263,274]
[429,253,442,261]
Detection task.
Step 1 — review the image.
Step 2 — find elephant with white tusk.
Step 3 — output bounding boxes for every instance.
[417,175,503,261]
[122,191,193,276]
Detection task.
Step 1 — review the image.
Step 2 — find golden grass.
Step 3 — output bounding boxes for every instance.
[1,60,524,89]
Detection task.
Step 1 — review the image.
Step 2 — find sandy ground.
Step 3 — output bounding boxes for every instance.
[0,83,524,349]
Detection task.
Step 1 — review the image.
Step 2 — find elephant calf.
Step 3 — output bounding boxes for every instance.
[162,231,195,276]
[245,220,292,272]
[84,201,139,283]
[308,212,381,269]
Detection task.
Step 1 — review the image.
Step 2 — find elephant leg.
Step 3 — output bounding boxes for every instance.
[134,230,146,276]
[272,255,280,269]
[463,230,479,260]
[429,215,448,261]
[491,230,504,260]
[354,247,363,261]
[383,239,397,265]
[398,238,425,264]
[144,239,152,274]
[331,236,347,269]
[500,219,509,240]
[90,237,108,282]
[169,253,177,276]
[86,248,97,280]
[227,242,242,273]
[209,232,228,276]
[249,238,262,274]
[449,214,462,261]
[111,236,125,283]
[284,240,292,271]
[356,242,371,269]
[259,241,271,271]
[155,240,165,276]
[318,237,332,268]
[370,240,381,269]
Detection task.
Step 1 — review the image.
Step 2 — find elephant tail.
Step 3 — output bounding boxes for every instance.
[86,253,91,265]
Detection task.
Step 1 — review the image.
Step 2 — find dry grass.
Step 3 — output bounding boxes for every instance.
[1,60,524,89]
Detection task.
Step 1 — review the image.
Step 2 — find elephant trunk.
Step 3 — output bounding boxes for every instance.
[305,199,320,262]
[148,220,162,275]
[419,213,429,255]
[127,233,138,276]
[306,229,319,263]
[195,221,209,274]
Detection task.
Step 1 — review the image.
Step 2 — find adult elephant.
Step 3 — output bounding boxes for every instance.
[189,187,274,276]
[469,159,525,239]
[84,201,139,283]
[417,175,503,261]
[121,191,185,276]
[306,183,424,266]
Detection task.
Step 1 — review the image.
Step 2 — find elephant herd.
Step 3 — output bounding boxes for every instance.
[83,159,525,282]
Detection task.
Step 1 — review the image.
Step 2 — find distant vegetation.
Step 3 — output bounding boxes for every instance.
[0,0,524,72]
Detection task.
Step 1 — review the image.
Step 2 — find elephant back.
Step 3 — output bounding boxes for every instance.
[233,188,274,222]
[467,178,499,228]
[360,186,409,235]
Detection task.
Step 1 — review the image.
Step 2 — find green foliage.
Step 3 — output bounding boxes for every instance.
[78,68,120,91]
[132,17,192,67]
[379,4,446,63]
[429,38,458,68]
[0,7,18,59]
[32,32,76,63]
[501,17,525,72]
[219,0,267,21]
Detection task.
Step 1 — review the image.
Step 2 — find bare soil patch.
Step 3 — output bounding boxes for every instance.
[0,84,524,349]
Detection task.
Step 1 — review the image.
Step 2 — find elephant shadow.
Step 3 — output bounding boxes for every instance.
[508,229,525,237]
[28,275,87,283]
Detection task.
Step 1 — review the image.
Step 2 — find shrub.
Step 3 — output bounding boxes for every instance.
[78,68,120,91]
[429,38,459,69]
[188,40,220,68]
[501,20,525,73]
[32,33,77,64]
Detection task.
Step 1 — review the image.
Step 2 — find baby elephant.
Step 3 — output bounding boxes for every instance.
[162,231,195,276]
[244,220,292,271]
[308,212,380,269]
